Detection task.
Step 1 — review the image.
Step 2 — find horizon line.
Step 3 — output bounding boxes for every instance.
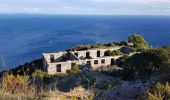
[0,13,170,16]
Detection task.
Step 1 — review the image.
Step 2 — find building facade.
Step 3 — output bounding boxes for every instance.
[43,46,131,75]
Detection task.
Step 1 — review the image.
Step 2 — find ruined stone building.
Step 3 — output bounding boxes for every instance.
[43,46,132,74]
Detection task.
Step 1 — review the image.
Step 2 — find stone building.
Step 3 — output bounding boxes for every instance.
[43,46,131,75]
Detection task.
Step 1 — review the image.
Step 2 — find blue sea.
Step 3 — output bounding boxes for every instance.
[0,14,170,70]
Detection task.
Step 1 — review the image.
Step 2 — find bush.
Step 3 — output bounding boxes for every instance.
[32,69,46,78]
[119,41,128,46]
[32,69,47,91]
[113,50,123,56]
[100,69,122,77]
[43,73,67,84]
[70,45,91,51]
[128,34,149,49]
[104,50,123,57]
[0,59,43,76]
[91,44,105,49]
[112,41,128,46]
[104,50,113,56]
[0,73,36,99]
[70,65,80,74]
[122,47,170,80]
[131,47,137,52]
[104,42,116,47]
[95,81,117,90]
[147,82,170,100]
[117,55,129,67]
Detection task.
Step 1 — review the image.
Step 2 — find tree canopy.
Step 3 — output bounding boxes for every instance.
[128,34,149,49]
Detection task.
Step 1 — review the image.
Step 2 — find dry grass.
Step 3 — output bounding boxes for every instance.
[42,86,94,100]
[0,72,36,100]
[147,82,170,100]
[0,72,94,100]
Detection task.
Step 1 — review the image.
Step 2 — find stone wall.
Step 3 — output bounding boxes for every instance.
[43,46,124,74]
[68,52,79,61]
[71,47,122,59]
[86,56,122,69]
[47,61,72,74]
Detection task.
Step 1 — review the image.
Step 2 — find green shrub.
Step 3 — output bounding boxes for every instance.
[71,45,91,51]
[43,74,67,84]
[96,81,117,90]
[117,55,129,67]
[131,47,137,52]
[122,47,170,80]
[104,50,123,56]
[104,42,116,47]
[119,41,128,46]
[128,34,149,49]
[70,65,80,74]
[32,69,46,78]
[5,59,43,76]
[113,50,123,56]
[91,44,105,49]
[104,50,113,56]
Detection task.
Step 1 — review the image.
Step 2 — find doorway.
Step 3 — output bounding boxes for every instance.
[56,64,61,72]
[97,51,100,57]
[111,58,114,65]
[86,52,90,58]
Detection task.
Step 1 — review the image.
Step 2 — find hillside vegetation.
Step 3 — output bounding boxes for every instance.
[0,34,170,100]
[122,46,170,80]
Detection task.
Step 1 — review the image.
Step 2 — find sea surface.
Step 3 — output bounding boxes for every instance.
[0,14,170,70]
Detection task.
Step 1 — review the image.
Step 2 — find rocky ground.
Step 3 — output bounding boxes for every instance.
[43,71,151,100]
[43,86,93,100]
[96,81,149,100]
